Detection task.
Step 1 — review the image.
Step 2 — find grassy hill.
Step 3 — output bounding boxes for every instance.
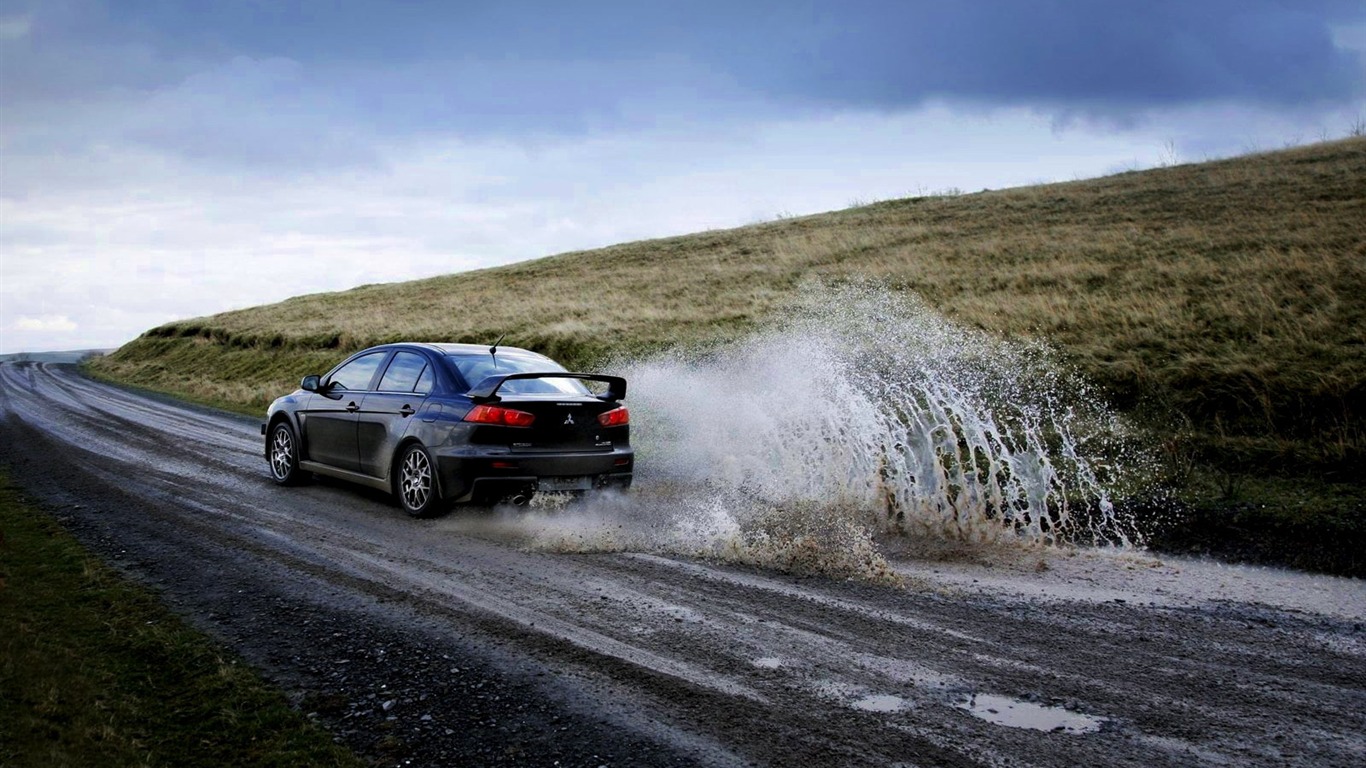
[91,138,1366,572]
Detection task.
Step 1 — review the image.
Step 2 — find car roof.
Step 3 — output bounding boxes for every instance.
[383,342,550,359]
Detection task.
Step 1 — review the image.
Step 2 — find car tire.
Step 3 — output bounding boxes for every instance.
[268,421,309,486]
[396,443,443,518]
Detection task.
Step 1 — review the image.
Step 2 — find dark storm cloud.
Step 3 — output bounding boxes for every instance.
[763,0,1366,110]
[2,0,1361,161]
[0,0,186,104]
[72,0,1362,108]
[13,1,1364,107]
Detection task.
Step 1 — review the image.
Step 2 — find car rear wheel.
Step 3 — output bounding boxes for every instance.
[268,421,308,486]
[396,443,442,517]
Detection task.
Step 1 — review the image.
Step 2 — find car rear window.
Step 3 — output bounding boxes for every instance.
[447,354,590,396]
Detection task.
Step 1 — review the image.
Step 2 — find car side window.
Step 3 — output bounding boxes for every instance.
[328,352,385,391]
[413,364,434,395]
[378,351,430,393]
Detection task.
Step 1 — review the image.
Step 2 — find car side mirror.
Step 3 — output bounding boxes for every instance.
[301,374,322,392]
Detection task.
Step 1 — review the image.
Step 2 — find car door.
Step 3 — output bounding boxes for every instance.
[302,350,387,472]
[356,350,434,478]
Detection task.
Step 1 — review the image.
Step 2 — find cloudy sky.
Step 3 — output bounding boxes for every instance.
[2,1,1364,354]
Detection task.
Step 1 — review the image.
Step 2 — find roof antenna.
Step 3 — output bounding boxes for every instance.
[489,333,506,368]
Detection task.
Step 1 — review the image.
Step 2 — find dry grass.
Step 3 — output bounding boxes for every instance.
[94,138,1366,481]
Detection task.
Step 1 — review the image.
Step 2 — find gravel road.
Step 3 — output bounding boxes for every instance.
[2,360,1363,767]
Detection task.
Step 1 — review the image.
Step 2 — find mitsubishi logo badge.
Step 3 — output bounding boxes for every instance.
[563,413,575,426]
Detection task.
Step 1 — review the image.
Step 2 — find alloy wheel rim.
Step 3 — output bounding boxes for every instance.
[270,427,293,479]
[402,449,432,510]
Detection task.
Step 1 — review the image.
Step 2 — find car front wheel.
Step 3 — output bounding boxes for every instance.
[396,443,442,517]
[268,421,308,486]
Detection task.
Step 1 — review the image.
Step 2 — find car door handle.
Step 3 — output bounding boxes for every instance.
[346,401,360,412]
[399,404,416,417]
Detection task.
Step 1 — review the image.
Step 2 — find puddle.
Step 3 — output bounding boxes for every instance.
[852,694,907,713]
[958,694,1103,734]
[752,657,782,669]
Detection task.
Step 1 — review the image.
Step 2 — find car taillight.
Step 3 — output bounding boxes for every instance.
[597,406,629,427]
[465,404,535,427]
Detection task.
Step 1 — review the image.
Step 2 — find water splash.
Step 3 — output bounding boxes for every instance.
[498,283,1145,580]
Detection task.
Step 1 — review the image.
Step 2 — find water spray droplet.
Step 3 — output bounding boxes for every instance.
[512,282,1150,581]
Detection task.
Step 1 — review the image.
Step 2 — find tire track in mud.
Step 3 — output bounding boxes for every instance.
[2,361,1364,767]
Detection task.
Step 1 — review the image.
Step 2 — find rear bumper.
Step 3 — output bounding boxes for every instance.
[433,447,634,503]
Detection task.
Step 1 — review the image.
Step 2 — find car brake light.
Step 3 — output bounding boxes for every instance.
[465,404,535,427]
[597,406,629,427]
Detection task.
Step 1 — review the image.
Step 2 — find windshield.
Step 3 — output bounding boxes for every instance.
[447,354,591,396]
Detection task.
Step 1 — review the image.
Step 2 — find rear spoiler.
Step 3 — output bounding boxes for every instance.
[467,372,627,404]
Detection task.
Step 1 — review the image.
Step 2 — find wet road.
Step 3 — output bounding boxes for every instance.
[2,361,1364,767]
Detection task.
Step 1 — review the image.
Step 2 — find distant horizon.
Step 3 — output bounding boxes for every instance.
[0,348,113,360]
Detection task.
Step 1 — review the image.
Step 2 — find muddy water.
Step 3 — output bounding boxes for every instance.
[459,283,1150,582]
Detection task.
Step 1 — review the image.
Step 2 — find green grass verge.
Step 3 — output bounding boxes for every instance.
[1144,474,1366,577]
[0,474,363,768]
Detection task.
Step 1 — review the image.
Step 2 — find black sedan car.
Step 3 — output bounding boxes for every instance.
[262,342,632,516]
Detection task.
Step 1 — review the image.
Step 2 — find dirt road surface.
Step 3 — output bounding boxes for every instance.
[2,361,1363,767]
